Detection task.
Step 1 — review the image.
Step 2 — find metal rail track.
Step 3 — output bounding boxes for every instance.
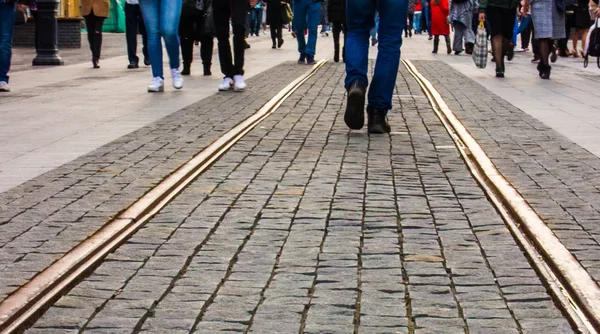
[0,60,328,334]
[402,59,600,333]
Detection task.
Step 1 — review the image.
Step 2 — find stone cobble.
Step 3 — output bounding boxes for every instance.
[24,62,573,333]
[414,60,600,283]
[0,62,309,301]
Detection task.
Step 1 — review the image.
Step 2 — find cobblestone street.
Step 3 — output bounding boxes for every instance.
[1,32,599,334]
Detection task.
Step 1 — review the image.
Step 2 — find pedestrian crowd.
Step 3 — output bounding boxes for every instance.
[1,0,599,131]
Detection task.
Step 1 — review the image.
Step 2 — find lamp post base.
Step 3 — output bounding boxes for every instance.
[32,0,64,67]
[32,54,64,66]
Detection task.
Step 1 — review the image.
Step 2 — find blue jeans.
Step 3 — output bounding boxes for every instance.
[250,7,263,35]
[293,0,321,57]
[370,13,379,42]
[413,11,422,33]
[139,0,182,78]
[345,0,408,113]
[0,2,15,84]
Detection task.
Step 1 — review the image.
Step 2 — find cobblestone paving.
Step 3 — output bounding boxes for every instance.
[25,63,572,333]
[0,63,308,301]
[414,61,600,283]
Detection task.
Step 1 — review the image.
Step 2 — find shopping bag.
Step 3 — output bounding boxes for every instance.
[281,3,294,25]
[472,22,488,69]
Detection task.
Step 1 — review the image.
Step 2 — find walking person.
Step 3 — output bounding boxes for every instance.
[406,0,416,37]
[293,0,321,64]
[125,0,149,69]
[572,0,592,57]
[344,0,408,134]
[215,0,259,91]
[82,0,109,69]
[450,0,478,54]
[266,0,290,49]
[320,0,330,36]
[431,0,452,54]
[180,0,214,76]
[139,0,183,92]
[0,0,30,92]
[479,0,519,77]
[328,0,346,62]
[522,0,565,79]
[414,0,423,32]
[250,1,264,36]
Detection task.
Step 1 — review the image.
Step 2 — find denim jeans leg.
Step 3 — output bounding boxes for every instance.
[345,0,375,89]
[160,0,182,70]
[293,0,308,55]
[368,0,407,112]
[139,0,163,78]
[305,1,320,56]
[0,2,15,84]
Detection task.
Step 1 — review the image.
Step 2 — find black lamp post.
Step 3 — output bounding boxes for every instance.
[32,0,64,66]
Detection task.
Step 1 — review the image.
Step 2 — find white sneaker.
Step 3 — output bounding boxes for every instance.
[171,68,183,89]
[233,75,247,91]
[147,77,164,92]
[218,77,234,91]
[0,81,10,92]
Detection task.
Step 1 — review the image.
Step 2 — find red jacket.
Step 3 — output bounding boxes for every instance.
[430,0,450,35]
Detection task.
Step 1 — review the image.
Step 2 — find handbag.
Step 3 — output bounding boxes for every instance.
[472,22,488,68]
[281,3,294,24]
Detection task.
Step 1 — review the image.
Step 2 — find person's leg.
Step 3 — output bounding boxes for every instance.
[305,1,321,61]
[0,2,16,85]
[231,0,248,76]
[344,0,376,130]
[333,22,341,62]
[293,0,308,59]
[125,4,139,64]
[256,7,263,35]
[250,8,257,35]
[538,38,552,78]
[444,34,451,54]
[271,24,277,45]
[414,12,421,33]
[201,36,214,75]
[94,17,105,60]
[521,15,531,49]
[492,34,504,73]
[367,0,407,132]
[214,0,234,78]
[432,35,439,53]
[453,22,465,53]
[582,28,589,55]
[137,5,150,64]
[139,0,163,78]
[180,9,194,74]
[159,0,182,71]
[84,15,95,56]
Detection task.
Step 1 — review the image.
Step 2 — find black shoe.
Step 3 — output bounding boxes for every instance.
[272,43,277,49]
[506,44,515,61]
[127,61,139,69]
[454,50,463,55]
[306,55,315,65]
[550,45,558,63]
[244,41,251,49]
[465,42,474,55]
[182,63,191,75]
[409,30,412,37]
[540,64,551,79]
[92,58,100,69]
[144,57,151,66]
[367,107,391,134]
[495,67,504,78]
[204,65,212,76]
[345,80,366,130]
[278,38,284,48]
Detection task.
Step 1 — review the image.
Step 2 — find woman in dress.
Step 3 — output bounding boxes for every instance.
[523,0,566,78]
[328,0,346,62]
[82,0,110,68]
[139,0,183,92]
[431,0,452,53]
[266,0,290,49]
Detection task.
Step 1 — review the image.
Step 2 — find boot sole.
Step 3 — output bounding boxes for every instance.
[344,89,365,130]
[368,125,391,134]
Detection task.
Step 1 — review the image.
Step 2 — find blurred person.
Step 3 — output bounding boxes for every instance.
[344,0,408,134]
[406,0,416,37]
[523,0,565,79]
[572,0,592,56]
[414,0,423,32]
[139,0,183,92]
[266,0,290,48]
[82,0,110,69]
[0,0,33,91]
[450,0,478,54]
[431,0,451,53]
[125,0,149,69]
[328,0,346,61]
[180,0,214,76]
[293,0,321,64]
[250,0,264,36]
[479,0,519,77]
[320,0,330,36]
[215,0,259,91]
[558,3,575,56]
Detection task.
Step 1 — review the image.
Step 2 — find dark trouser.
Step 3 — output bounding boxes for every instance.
[405,13,414,35]
[520,16,532,49]
[332,21,346,59]
[180,6,214,66]
[214,0,248,78]
[84,11,106,60]
[125,3,148,64]
[271,24,283,43]
[558,14,572,52]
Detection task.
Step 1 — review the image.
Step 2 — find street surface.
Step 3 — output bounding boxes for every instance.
[1,32,599,333]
